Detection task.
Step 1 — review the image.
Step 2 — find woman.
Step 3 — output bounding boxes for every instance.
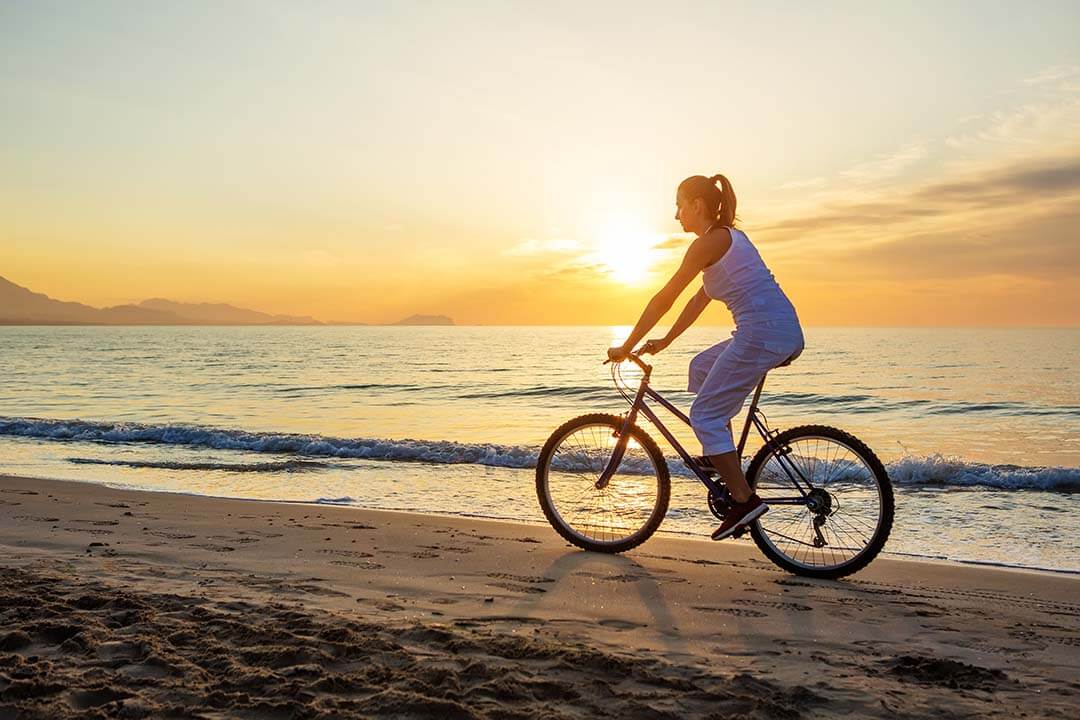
[607,174,804,540]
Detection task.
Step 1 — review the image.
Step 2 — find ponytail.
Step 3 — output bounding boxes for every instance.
[676,173,739,227]
[710,174,738,227]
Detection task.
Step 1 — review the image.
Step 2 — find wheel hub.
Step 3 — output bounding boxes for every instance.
[805,488,834,515]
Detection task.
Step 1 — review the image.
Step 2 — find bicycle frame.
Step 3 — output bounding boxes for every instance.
[596,354,815,507]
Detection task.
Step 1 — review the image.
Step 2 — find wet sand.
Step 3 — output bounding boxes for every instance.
[0,474,1077,718]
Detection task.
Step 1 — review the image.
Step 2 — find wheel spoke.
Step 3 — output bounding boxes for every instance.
[750,431,891,575]
[540,420,666,549]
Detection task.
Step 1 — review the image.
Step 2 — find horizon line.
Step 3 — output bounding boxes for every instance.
[1,322,1076,330]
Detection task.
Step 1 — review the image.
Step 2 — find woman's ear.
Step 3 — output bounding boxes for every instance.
[692,197,706,218]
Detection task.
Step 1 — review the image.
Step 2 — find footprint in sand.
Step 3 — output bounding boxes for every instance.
[188,543,235,553]
[692,605,769,618]
[880,654,1011,691]
[328,559,385,570]
[741,598,813,612]
[598,618,647,630]
[209,535,261,544]
[420,543,472,554]
[486,581,547,595]
[68,687,131,710]
[318,548,376,558]
[370,600,406,611]
[319,522,378,530]
[487,573,555,584]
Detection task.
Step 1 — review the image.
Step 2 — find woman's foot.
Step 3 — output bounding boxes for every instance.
[711,494,768,540]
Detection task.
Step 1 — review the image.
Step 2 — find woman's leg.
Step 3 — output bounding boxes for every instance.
[708,448,754,503]
[690,340,774,501]
[688,340,731,393]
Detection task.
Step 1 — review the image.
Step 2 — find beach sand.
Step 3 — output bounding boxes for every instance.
[0,475,1077,719]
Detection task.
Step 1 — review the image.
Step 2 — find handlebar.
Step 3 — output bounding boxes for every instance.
[603,350,653,374]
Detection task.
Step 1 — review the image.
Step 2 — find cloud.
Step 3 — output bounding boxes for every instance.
[914,157,1080,204]
[1023,64,1080,86]
[846,203,1080,281]
[543,262,607,280]
[946,65,1080,155]
[654,234,692,251]
[838,143,928,184]
[503,237,582,256]
[758,153,1080,243]
[945,99,1080,153]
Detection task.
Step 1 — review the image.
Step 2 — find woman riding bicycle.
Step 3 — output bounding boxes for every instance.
[607,174,804,541]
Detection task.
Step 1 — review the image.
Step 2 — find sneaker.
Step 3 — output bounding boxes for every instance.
[711,494,768,541]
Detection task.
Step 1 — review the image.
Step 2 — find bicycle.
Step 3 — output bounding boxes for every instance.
[535,350,894,578]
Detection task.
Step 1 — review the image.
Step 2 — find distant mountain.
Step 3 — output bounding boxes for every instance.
[391,314,455,326]
[0,276,174,324]
[0,276,321,325]
[138,299,319,325]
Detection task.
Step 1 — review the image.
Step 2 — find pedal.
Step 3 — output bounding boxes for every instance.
[731,526,748,539]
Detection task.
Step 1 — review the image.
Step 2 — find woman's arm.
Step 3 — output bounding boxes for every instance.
[643,287,710,353]
[609,231,729,360]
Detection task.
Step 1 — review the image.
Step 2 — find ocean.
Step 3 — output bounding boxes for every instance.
[1,325,1077,572]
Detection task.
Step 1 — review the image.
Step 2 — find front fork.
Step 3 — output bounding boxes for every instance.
[595,383,648,490]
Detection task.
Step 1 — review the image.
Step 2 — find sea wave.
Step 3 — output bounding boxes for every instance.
[313,496,357,505]
[66,457,331,473]
[2,416,1078,491]
[212,382,1080,417]
[0,417,538,468]
[887,454,1080,491]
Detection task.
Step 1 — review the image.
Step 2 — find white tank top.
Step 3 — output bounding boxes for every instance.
[701,227,800,328]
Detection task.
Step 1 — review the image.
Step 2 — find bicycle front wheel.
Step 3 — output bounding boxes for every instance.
[747,425,894,578]
[536,413,670,553]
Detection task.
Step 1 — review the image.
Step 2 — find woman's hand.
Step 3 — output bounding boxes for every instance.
[607,345,631,363]
[641,337,670,355]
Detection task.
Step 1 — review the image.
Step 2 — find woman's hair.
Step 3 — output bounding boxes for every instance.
[678,174,738,227]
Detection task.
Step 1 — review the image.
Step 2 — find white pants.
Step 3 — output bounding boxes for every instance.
[688,321,804,455]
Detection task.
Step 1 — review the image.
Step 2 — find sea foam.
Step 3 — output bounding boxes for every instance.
[2,416,1077,491]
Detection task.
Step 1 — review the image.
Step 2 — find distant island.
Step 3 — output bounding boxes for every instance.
[391,314,454,326]
[0,276,453,327]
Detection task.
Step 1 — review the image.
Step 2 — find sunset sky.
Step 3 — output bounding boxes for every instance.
[3,1,1079,326]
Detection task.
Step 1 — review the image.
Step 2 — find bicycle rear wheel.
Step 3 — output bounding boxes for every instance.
[747,425,893,578]
[536,413,670,553]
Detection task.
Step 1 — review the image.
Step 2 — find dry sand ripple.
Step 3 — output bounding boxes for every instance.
[0,567,821,720]
[1,475,1077,719]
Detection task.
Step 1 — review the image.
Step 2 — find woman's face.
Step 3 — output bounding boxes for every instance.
[675,192,706,234]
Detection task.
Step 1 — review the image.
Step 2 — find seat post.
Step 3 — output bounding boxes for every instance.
[737,374,767,456]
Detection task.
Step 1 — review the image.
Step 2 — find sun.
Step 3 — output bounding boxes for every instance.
[591,220,662,285]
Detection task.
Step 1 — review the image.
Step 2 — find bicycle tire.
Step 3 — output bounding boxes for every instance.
[536,413,670,553]
[746,425,894,579]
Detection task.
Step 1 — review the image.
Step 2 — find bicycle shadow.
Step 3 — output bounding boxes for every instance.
[505,548,686,654]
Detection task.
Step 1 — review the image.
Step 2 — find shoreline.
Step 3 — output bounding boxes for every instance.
[2,473,1078,718]
[6,470,1080,578]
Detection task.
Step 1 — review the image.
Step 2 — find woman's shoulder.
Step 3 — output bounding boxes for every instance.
[699,225,734,266]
